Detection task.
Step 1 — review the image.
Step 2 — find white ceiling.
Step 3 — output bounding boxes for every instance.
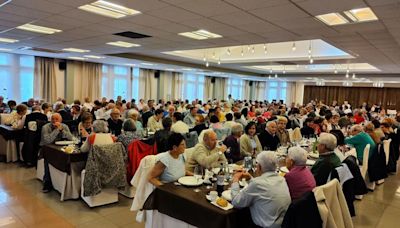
[0,0,400,82]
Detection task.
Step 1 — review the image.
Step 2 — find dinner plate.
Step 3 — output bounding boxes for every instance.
[279,166,289,173]
[55,141,75,145]
[222,190,232,201]
[211,199,233,211]
[309,153,319,159]
[306,159,316,166]
[178,176,203,186]
[147,131,155,135]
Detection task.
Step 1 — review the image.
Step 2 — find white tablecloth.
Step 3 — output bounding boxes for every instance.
[145,210,197,228]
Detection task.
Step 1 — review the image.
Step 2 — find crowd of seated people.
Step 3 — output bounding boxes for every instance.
[1,95,400,227]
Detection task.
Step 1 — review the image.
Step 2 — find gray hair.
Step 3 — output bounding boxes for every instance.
[127,109,139,119]
[231,123,243,136]
[256,151,278,172]
[123,119,137,132]
[92,120,109,133]
[287,147,307,166]
[266,121,277,128]
[319,133,337,150]
[351,124,363,133]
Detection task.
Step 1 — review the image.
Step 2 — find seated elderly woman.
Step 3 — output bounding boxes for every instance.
[78,112,93,143]
[364,123,382,144]
[344,125,376,163]
[284,147,316,200]
[126,109,144,137]
[4,104,28,129]
[148,133,192,186]
[117,119,141,148]
[276,116,291,146]
[231,151,291,227]
[240,121,262,157]
[80,120,116,152]
[223,123,243,163]
[311,133,341,186]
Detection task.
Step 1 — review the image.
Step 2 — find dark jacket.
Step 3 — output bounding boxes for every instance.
[107,118,123,136]
[368,143,388,182]
[223,135,242,163]
[311,152,341,186]
[141,111,153,128]
[301,126,314,138]
[190,123,208,137]
[258,130,280,151]
[154,129,171,153]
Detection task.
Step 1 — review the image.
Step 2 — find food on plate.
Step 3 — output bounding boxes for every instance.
[216,197,228,207]
[64,146,74,153]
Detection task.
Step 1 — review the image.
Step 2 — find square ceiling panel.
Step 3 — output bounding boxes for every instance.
[250,3,310,22]
[146,6,203,23]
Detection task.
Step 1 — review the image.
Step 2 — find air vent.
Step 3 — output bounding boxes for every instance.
[30,47,64,53]
[113,31,151,39]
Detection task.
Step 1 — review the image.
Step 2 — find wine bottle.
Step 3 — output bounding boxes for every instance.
[216,163,225,196]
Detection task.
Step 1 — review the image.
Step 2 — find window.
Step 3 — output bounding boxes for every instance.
[101,64,132,100]
[131,67,140,100]
[0,53,34,103]
[182,73,204,102]
[227,77,243,100]
[265,81,287,102]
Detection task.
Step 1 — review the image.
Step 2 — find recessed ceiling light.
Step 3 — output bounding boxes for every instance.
[68,57,86,60]
[84,55,105,59]
[0,37,18,43]
[16,23,62,34]
[0,48,12,52]
[140,63,153,66]
[79,0,141,19]
[179,29,222,40]
[106,41,140,48]
[343,7,378,23]
[63,48,90,53]
[125,63,136,66]
[316,13,349,26]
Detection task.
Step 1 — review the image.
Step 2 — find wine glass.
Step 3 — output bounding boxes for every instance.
[193,165,203,192]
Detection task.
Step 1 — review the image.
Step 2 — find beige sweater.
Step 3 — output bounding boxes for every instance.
[186,142,227,172]
[239,134,262,157]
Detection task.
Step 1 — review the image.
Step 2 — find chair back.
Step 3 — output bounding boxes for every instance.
[292,127,302,142]
[360,144,370,178]
[183,147,196,163]
[182,131,198,148]
[0,113,11,125]
[383,139,392,165]
[287,128,294,142]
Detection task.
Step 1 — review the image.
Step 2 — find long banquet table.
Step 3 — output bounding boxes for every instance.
[37,144,88,201]
[143,182,255,228]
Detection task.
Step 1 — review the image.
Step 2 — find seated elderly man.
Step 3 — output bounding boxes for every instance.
[344,124,376,163]
[259,121,280,151]
[147,109,164,132]
[231,151,291,228]
[171,112,189,134]
[311,133,341,186]
[276,116,291,145]
[186,130,227,172]
[40,113,74,193]
[284,147,316,200]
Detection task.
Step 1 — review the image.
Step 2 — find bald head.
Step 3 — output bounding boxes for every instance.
[266,121,277,134]
[51,113,62,124]
[203,130,217,150]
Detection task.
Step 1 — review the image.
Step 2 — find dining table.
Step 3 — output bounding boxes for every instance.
[143,181,255,228]
[37,144,88,201]
[0,124,24,162]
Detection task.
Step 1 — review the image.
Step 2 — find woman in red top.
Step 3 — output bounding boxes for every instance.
[353,111,365,124]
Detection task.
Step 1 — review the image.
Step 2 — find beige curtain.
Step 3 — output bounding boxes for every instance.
[159,71,183,100]
[34,57,57,103]
[286,82,304,105]
[139,69,157,100]
[254,81,266,101]
[171,72,183,100]
[213,77,227,100]
[242,80,251,100]
[72,61,102,102]
[204,76,213,101]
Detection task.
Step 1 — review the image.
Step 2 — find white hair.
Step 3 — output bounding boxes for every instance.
[127,109,139,119]
[266,121,277,128]
[318,133,337,151]
[231,123,243,135]
[93,120,109,133]
[287,147,307,166]
[256,151,278,172]
[351,124,363,133]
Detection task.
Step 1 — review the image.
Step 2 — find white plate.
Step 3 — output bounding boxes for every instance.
[222,190,232,201]
[309,153,319,159]
[210,199,234,210]
[178,176,203,186]
[148,131,155,135]
[306,159,316,166]
[55,141,75,145]
[280,166,289,173]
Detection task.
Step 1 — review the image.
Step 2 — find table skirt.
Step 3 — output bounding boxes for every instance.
[0,135,18,162]
[145,210,197,228]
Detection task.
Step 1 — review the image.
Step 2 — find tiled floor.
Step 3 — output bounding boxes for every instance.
[0,162,399,228]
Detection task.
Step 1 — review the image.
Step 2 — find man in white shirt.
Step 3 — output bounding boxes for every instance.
[231,151,291,228]
[147,109,164,132]
[171,112,189,134]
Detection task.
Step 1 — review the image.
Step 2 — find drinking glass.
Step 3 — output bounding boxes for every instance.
[193,165,203,192]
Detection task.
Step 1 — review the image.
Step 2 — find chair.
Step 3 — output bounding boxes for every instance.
[183,147,195,163]
[383,139,392,165]
[358,144,375,192]
[81,143,126,207]
[182,131,198,148]
[0,113,11,125]
[287,129,294,143]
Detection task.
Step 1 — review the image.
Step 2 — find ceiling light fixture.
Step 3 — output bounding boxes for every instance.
[217,58,221,65]
[68,57,86,61]
[79,0,141,19]
[264,43,267,55]
[292,42,296,51]
[343,7,378,23]
[316,12,349,26]
[17,23,62,34]
[227,48,231,55]
[309,58,314,64]
[345,72,349,78]
[352,73,356,79]
[0,37,18,43]
[63,48,90,53]
[241,48,244,56]
[206,61,209,67]
[275,74,278,78]
[106,41,140,48]
[268,75,271,80]
[251,46,255,54]
[179,29,222,40]
[84,55,105,59]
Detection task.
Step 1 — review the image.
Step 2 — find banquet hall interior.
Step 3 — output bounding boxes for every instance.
[0,0,400,227]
